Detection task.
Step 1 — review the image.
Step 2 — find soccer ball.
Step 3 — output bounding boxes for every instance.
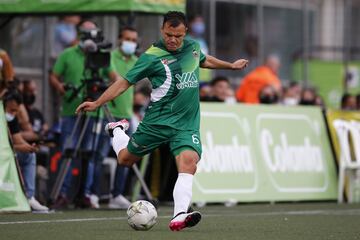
[127,200,157,231]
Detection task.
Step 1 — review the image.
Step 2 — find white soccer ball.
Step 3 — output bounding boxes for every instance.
[127,200,157,231]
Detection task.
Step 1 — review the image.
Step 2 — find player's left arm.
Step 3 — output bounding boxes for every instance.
[201,54,249,70]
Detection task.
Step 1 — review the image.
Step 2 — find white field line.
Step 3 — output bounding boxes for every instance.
[0,209,360,225]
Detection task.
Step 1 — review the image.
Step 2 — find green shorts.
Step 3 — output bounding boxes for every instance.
[127,123,202,158]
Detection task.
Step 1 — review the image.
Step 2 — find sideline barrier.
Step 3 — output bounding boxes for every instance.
[0,101,30,212]
[193,103,338,203]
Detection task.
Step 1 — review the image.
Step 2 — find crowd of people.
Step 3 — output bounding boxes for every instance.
[1,13,360,214]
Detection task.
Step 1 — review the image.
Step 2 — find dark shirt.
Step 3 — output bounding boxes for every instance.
[7,117,20,135]
[27,107,44,133]
[200,96,224,102]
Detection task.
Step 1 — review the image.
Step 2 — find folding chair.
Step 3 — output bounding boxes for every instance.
[333,120,360,203]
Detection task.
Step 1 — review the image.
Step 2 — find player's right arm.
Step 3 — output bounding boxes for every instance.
[76,51,153,114]
[75,76,131,113]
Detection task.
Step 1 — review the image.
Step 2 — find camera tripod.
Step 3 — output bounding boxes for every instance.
[50,103,154,204]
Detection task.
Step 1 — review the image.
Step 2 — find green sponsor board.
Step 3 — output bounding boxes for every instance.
[194,103,338,202]
[0,0,185,14]
[0,102,30,212]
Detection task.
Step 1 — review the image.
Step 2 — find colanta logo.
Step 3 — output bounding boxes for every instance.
[260,130,324,173]
[195,112,258,194]
[200,132,254,173]
[175,72,198,89]
[256,113,328,192]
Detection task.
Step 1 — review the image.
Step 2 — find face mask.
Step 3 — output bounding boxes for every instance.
[283,97,298,106]
[121,41,137,55]
[191,22,205,35]
[259,94,278,104]
[300,99,315,105]
[23,94,36,106]
[5,112,15,122]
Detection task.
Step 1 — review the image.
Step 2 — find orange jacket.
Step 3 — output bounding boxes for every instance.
[0,49,14,82]
[236,66,281,104]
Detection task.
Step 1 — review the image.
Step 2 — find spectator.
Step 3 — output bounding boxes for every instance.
[259,84,279,104]
[201,76,234,103]
[3,91,48,212]
[189,15,208,54]
[49,20,121,209]
[189,15,211,82]
[52,15,81,60]
[22,80,49,136]
[356,94,360,110]
[0,49,15,98]
[22,79,50,202]
[281,81,301,106]
[299,88,317,106]
[199,82,212,100]
[236,54,282,104]
[341,93,357,110]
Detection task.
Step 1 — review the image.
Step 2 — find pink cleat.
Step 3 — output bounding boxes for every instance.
[105,119,129,137]
[169,211,202,231]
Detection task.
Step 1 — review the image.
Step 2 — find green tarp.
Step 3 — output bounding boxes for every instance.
[0,0,185,14]
[0,101,30,212]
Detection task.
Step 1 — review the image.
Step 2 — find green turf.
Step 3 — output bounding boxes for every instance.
[1,203,360,240]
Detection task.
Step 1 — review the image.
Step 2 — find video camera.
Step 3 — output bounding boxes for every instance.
[77,27,113,101]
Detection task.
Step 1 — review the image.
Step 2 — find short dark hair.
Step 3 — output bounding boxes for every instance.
[341,93,353,107]
[118,26,137,39]
[76,19,98,32]
[3,90,23,105]
[162,11,188,28]
[210,76,230,87]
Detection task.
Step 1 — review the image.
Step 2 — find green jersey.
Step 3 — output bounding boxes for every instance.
[53,46,112,117]
[109,50,137,119]
[125,37,206,131]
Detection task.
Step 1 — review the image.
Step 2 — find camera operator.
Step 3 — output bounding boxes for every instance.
[49,20,121,208]
[84,26,139,209]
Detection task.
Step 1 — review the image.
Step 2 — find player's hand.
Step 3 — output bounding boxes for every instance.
[75,101,99,114]
[231,59,249,70]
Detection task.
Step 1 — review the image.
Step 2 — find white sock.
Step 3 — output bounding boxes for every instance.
[111,127,130,156]
[173,173,193,217]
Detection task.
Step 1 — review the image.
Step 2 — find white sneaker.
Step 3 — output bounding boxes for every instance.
[89,194,100,209]
[108,194,131,209]
[105,119,129,137]
[28,197,49,212]
[169,211,202,231]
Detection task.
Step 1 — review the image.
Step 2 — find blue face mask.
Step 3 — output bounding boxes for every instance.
[191,22,205,36]
[121,40,137,55]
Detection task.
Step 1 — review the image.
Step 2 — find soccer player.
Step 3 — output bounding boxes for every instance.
[76,11,248,231]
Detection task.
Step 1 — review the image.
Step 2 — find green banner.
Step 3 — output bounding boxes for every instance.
[194,103,338,203]
[0,101,30,212]
[0,0,185,14]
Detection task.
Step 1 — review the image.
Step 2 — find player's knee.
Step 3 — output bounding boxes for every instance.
[117,155,133,167]
[117,150,140,167]
[177,150,199,174]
